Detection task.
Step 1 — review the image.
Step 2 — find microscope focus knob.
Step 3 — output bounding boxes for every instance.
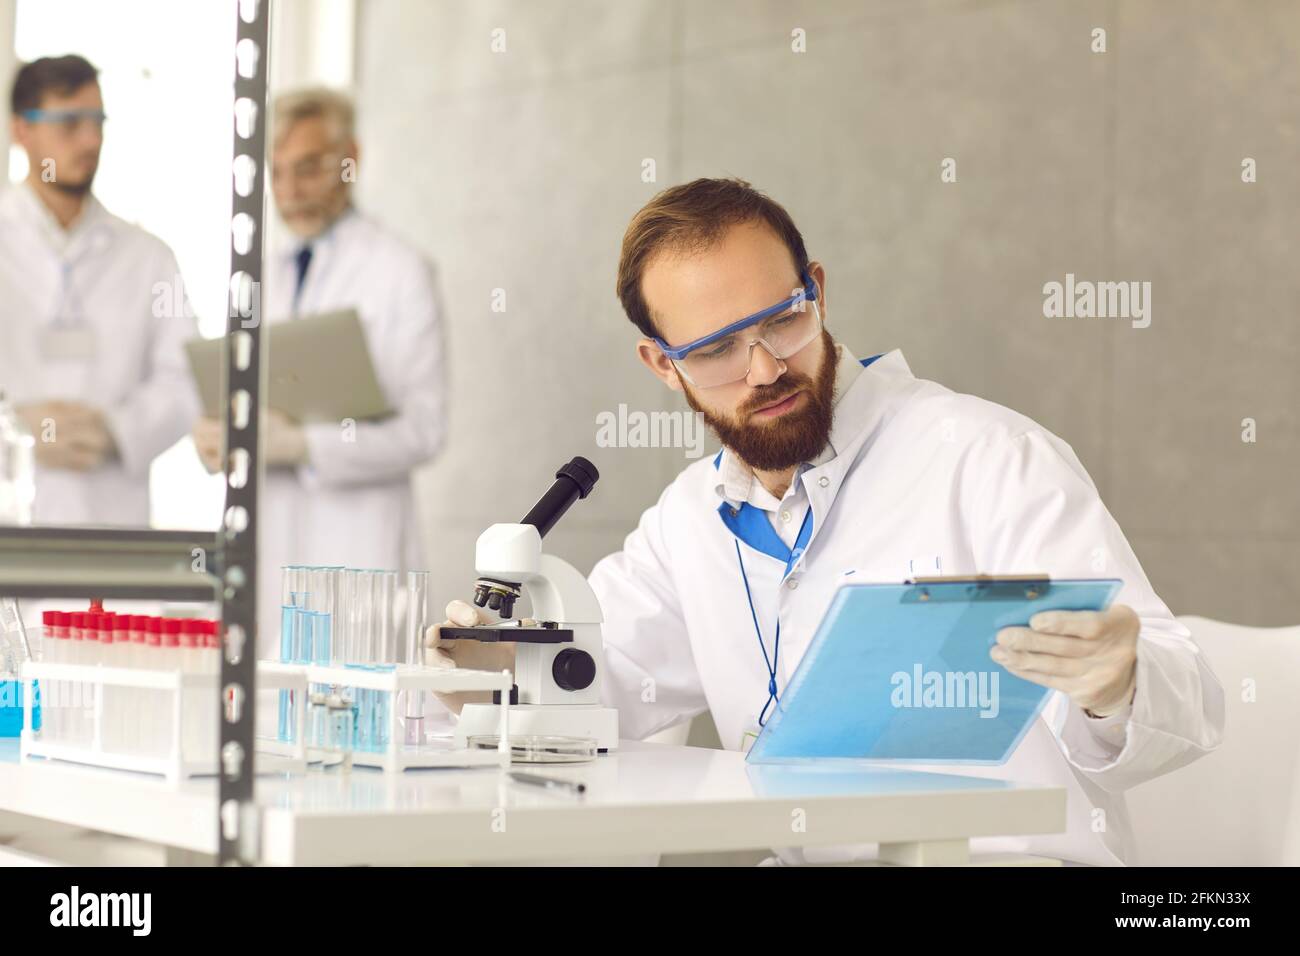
[551,648,596,692]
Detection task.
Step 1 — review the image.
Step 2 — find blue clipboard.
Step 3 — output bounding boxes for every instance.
[746,576,1122,765]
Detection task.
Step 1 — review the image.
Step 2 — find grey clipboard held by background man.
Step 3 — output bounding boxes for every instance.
[184,309,393,423]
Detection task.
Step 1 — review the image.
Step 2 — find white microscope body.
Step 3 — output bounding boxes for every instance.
[453,458,620,751]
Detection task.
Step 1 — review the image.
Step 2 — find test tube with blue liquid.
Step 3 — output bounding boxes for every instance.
[347,663,371,752]
[307,570,338,733]
[372,573,400,751]
[373,664,395,751]
[352,571,379,751]
[277,566,310,743]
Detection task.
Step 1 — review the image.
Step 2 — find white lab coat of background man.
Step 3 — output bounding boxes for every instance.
[0,55,196,526]
[195,88,445,656]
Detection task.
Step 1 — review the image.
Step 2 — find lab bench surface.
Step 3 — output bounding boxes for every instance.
[0,739,1065,866]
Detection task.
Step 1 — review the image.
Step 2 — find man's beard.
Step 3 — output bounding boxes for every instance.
[49,170,95,197]
[283,205,335,240]
[683,329,838,473]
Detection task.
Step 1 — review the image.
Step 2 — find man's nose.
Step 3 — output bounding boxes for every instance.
[745,341,786,388]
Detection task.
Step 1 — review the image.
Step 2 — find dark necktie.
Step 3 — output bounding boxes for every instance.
[294,244,314,301]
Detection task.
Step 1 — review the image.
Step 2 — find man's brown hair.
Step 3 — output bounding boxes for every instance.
[10,54,98,115]
[616,177,809,339]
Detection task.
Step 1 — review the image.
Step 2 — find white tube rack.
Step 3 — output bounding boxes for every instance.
[17,660,515,780]
[19,661,227,782]
[301,663,513,772]
[254,661,310,769]
[19,660,312,781]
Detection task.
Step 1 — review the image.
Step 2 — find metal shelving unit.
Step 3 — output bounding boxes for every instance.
[0,0,272,866]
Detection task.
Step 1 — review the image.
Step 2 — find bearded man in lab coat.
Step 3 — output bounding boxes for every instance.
[429,178,1224,866]
[0,55,196,525]
[193,89,445,657]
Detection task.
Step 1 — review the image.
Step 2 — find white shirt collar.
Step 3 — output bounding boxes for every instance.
[2,181,112,257]
[279,203,358,262]
[714,343,866,508]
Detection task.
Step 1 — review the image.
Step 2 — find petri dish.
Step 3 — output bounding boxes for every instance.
[468,734,598,764]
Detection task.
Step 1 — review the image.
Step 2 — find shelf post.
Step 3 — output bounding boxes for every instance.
[218,0,272,866]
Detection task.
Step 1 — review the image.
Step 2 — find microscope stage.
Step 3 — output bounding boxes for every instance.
[439,626,574,644]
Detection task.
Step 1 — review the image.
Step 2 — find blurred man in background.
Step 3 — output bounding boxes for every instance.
[192,88,446,656]
[0,54,196,525]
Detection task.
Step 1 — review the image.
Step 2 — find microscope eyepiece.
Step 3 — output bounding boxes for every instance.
[521,456,599,539]
[556,456,599,497]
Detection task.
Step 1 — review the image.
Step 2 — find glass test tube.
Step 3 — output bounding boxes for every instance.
[308,610,331,666]
[308,567,341,661]
[333,570,360,749]
[306,569,339,709]
[403,572,430,746]
[365,572,399,753]
[281,565,309,610]
[356,572,377,660]
[294,607,315,665]
[338,569,359,664]
[327,693,353,771]
[308,691,328,749]
[278,604,296,743]
[278,566,308,743]
[374,665,394,751]
[347,663,370,752]
[374,571,399,665]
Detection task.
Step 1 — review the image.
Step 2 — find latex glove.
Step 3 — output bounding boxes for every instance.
[264,408,307,466]
[191,409,307,474]
[17,401,117,470]
[992,604,1140,718]
[424,599,517,716]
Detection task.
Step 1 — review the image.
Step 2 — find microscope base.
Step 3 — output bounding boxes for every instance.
[455,703,620,752]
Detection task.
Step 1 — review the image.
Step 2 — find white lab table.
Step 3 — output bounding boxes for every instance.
[0,739,1065,866]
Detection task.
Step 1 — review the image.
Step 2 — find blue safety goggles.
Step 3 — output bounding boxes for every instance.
[653,271,819,361]
[19,108,107,129]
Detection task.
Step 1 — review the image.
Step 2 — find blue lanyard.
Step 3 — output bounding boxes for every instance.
[51,253,91,330]
[734,506,813,727]
[45,222,113,330]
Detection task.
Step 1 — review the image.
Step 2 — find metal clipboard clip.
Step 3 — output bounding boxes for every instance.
[901,573,1052,603]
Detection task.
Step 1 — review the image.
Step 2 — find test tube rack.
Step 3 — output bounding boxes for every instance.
[17,657,516,780]
[18,660,310,783]
[20,660,226,782]
[300,663,514,772]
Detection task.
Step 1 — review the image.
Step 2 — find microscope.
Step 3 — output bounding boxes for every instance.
[448,456,620,751]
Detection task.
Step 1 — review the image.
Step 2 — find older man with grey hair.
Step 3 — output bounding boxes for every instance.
[193,87,446,659]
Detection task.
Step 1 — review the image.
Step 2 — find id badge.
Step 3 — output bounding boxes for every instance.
[38,326,97,361]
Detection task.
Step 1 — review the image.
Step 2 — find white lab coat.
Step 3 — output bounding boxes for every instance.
[0,184,197,525]
[589,347,1224,865]
[256,207,445,658]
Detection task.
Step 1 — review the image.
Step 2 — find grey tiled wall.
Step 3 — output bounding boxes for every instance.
[354,0,1299,627]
